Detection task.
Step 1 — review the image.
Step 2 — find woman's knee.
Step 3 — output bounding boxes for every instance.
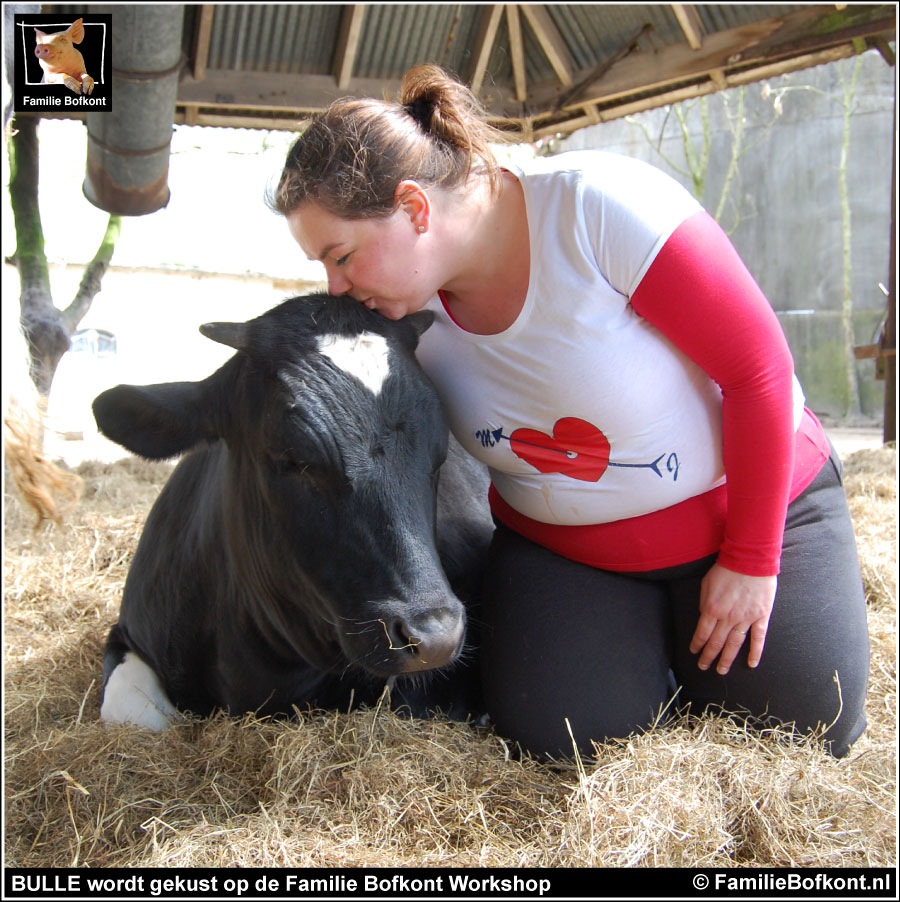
[480,531,676,760]
[488,681,676,761]
[672,618,869,757]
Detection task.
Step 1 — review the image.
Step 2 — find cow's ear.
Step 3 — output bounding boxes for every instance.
[403,310,435,346]
[200,321,249,351]
[93,380,218,460]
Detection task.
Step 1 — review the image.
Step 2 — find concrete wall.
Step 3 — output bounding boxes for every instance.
[552,51,895,423]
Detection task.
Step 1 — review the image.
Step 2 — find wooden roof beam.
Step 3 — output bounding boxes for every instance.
[506,5,527,103]
[867,34,895,67]
[671,4,704,50]
[525,5,895,113]
[527,42,859,139]
[520,4,573,85]
[191,5,215,81]
[518,5,607,122]
[335,5,366,91]
[469,5,504,96]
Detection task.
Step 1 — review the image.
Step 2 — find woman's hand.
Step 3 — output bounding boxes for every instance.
[689,563,776,675]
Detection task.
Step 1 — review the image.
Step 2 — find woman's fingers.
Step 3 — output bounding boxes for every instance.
[691,564,776,674]
[746,619,768,669]
[692,618,769,674]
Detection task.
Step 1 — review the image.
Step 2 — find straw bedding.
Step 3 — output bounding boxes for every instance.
[3,447,896,868]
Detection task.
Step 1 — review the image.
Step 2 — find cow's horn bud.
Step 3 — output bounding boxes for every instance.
[199,322,249,351]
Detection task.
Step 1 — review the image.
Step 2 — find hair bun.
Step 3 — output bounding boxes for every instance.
[269,64,506,220]
[404,96,434,131]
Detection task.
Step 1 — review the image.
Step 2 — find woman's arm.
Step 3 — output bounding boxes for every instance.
[630,210,795,673]
[630,210,796,577]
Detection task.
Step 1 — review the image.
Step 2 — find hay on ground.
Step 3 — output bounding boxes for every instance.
[3,446,896,868]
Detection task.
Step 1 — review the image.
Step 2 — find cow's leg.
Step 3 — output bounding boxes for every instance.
[100,627,179,731]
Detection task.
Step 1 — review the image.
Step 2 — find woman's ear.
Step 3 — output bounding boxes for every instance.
[394,180,431,233]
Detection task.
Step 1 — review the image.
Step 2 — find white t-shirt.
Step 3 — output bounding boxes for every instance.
[417,151,731,527]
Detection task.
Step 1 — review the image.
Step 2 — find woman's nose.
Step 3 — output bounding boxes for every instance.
[327,270,351,296]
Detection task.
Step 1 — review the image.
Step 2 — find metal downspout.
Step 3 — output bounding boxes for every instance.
[83,5,184,216]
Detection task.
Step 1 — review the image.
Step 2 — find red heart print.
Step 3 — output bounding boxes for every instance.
[509,418,610,482]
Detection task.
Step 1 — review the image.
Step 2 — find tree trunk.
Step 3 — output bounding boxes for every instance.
[7,116,67,396]
[838,58,863,419]
[6,115,121,397]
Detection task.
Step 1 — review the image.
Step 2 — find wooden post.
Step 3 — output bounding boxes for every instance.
[883,91,896,444]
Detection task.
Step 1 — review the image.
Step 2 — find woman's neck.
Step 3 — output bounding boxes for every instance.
[437,170,530,335]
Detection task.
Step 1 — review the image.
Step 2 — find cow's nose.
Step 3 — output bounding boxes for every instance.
[386,606,465,672]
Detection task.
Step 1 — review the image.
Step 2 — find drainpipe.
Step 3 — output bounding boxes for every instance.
[83,5,184,216]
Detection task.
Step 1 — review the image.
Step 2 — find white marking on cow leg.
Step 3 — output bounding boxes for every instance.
[100,652,179,731]
[317,332,391,396]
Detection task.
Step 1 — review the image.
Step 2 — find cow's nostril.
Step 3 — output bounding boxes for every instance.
[380,605,465,673]
[382,617,421,654]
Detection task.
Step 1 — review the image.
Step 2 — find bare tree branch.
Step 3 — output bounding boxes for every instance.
[6,116,121,397]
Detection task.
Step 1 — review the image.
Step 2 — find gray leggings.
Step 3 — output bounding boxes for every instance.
[480,450,870,759]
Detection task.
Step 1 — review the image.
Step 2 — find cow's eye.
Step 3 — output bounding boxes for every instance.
[272,453,346,491]
[270,448,310,473]
[275,455,304,473]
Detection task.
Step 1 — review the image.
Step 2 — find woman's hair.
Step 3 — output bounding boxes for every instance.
[269,65,508,220]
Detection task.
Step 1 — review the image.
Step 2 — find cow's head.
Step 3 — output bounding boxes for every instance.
[92,295,468,680]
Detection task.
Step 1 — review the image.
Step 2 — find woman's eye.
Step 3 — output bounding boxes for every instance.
[335,253,350,266]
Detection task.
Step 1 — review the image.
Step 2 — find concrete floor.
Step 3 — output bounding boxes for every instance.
[828,426,890,458]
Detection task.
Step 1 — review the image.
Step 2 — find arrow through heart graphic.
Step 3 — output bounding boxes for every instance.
[479,418,679,483]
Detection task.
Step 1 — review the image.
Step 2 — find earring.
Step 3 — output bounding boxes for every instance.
[417,225,426,233]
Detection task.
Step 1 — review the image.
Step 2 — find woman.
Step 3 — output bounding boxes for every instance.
[270,65,869,759]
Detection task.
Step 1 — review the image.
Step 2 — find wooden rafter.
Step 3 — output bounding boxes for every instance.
[335,5,366,91]
[167,3,895,137]
[528,43,860,139]
[671,4,704,50]
[191,5,215,81]
[520,4,573,85]
[506,5,527,103]
[517,5,607,125]
[184,5,216,124]
[554,23,652,111]
[469,5,504,96]
[525,6,896,114]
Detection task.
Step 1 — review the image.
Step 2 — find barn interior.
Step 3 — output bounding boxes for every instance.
[15,3,899,437]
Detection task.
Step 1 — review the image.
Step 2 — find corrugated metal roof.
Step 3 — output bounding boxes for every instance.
[697,4,799,34]
[49,3,826,80]
[39,4,896,133]
[205,4,342,74]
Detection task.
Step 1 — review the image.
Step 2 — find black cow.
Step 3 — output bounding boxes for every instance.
[92,294,492,730]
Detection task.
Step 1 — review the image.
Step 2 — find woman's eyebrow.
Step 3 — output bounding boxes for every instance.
[313,242,342,261]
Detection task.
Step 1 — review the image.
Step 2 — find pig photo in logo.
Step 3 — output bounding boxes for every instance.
[34,18,94,95]
[13,13,112,112]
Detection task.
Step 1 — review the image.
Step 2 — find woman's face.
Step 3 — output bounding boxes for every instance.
[287,198,436,321]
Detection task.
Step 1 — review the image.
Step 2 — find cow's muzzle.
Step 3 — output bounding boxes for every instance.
[381,604,465,673]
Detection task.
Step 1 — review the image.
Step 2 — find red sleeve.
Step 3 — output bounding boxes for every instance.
[630,210,795,576]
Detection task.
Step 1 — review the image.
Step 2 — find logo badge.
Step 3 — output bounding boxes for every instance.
[12,13,112,114]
